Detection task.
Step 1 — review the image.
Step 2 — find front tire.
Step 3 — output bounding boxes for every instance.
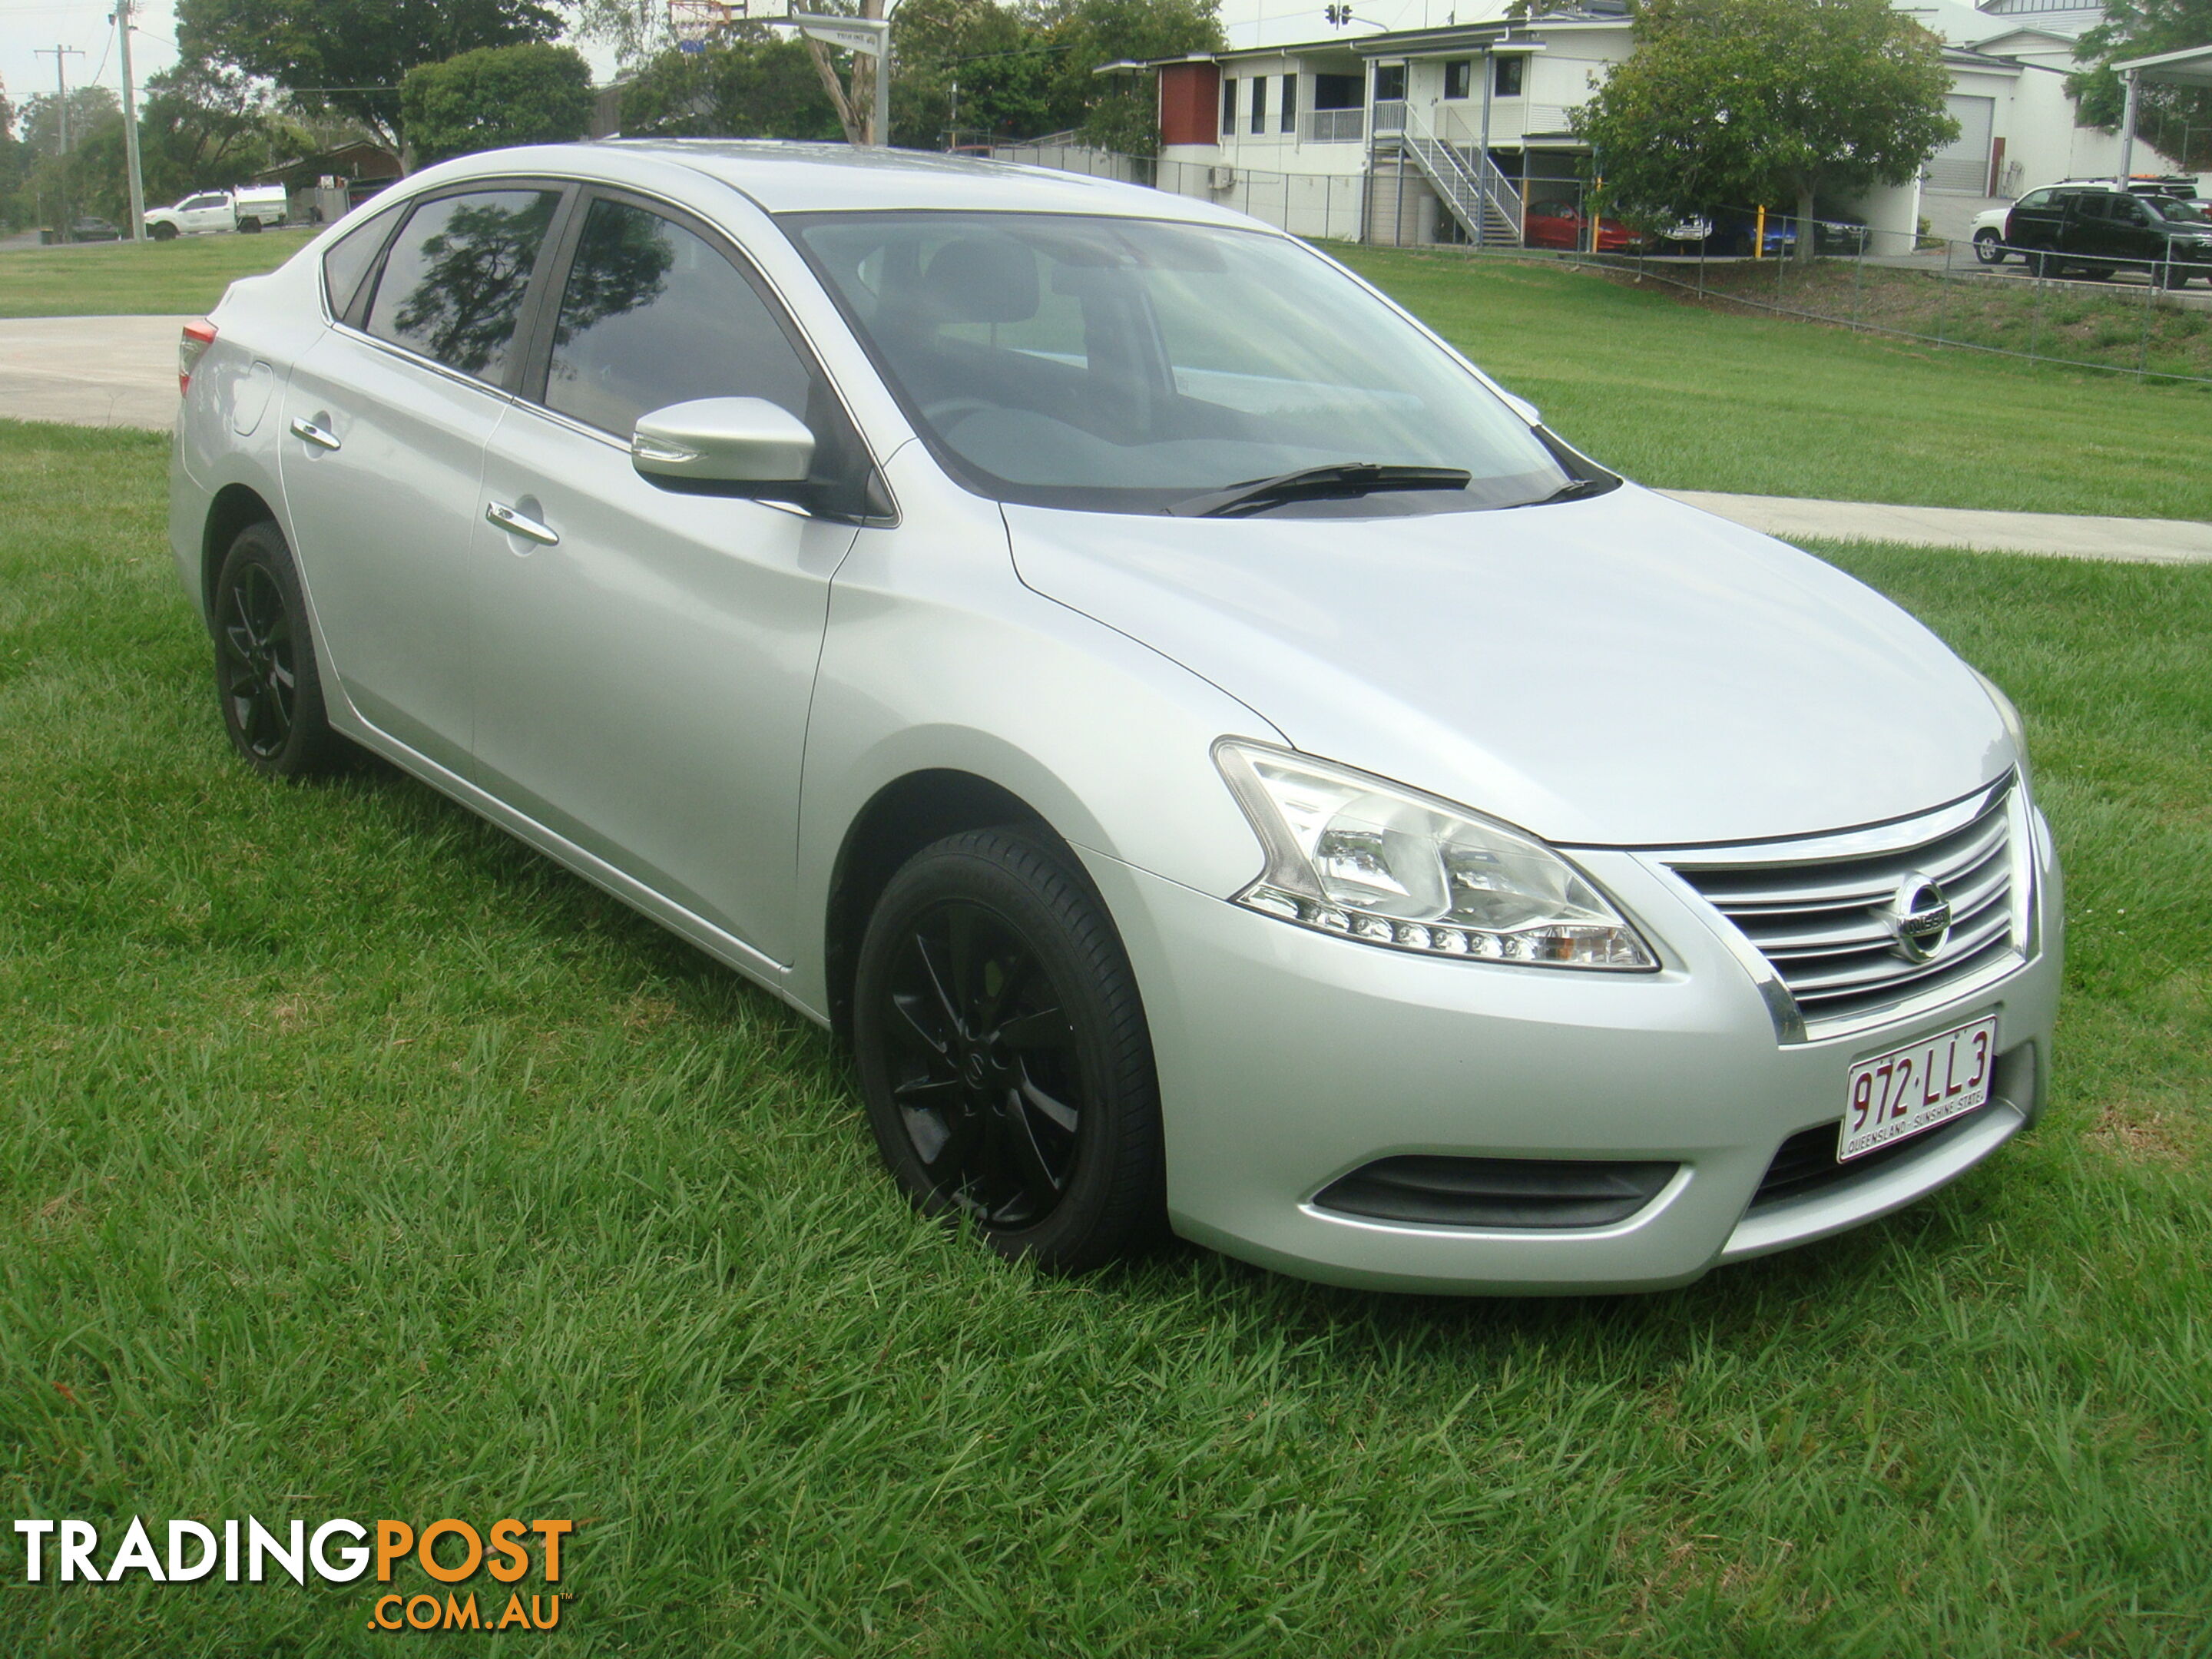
[1972,230,2005,265]
[149,221,177,242]
[211,521,349,778]
[853,829,1164,1273]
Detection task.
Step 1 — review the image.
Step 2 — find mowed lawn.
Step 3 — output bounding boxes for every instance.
[0,229,316,320]
[1334,247,2212,522]
[4,418,2211,1656]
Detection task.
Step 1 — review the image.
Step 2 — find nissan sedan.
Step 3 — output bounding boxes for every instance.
[170,142,2061,1293]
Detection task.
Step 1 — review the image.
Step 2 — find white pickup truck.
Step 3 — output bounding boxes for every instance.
[144,184,288,240]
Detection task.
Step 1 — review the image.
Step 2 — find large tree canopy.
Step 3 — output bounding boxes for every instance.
[2071,0,2212,168]
[402,43,594,165]
[176,0,565,148]
[1575,0,1958,261]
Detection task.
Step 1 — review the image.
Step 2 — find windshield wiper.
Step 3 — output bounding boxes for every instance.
[1514,475,1615,508]
[1164,462,1472,519]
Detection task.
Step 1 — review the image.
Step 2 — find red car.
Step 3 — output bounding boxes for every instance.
[1522,199,1644,252]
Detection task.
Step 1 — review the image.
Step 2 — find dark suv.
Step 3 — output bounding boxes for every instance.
[2004,182,2212,287]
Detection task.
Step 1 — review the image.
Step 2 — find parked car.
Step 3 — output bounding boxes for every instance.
[2005,184,2212,286]
[144,184,288,240]
[68,215,121,243]
[171,142,2059,1293]
[1522,198,1644,252]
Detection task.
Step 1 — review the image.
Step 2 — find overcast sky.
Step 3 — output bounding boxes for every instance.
[2,0,621,167]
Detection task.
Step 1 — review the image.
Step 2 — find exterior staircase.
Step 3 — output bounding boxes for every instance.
[1378,108,1523,246]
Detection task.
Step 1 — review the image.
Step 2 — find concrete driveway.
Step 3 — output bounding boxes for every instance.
[0,314,190,429]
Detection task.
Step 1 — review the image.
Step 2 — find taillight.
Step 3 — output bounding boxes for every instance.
[179,319,217,396]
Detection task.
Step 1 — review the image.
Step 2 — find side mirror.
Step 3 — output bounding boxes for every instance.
[631,396,815,491]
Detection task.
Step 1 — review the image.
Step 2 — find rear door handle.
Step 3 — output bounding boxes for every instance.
[485,500,560,547]
[288,415,341,452]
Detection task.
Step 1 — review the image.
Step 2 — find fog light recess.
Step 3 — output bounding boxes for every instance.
[1314,1155,1678,1230]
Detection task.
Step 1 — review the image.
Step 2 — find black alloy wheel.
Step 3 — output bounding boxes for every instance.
[212,520,349,778]
[853,829,1163,1272]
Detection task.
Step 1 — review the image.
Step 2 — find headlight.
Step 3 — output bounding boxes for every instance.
[1970,669,2032,793]
[1213,740,1657,970]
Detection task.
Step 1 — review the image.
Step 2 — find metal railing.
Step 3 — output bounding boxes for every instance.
[1371,100,1406,136]
[1302,108,1365,144]
[1393,105,1523,246]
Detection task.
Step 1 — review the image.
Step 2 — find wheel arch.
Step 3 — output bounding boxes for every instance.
[202,483,279,628]
[823,769,1078,1045]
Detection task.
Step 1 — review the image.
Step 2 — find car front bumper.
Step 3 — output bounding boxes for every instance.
[1084,813,2061,1295]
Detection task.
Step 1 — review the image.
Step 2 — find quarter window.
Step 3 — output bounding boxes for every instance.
[321,200,404,320]
[366,188,560,381]
[545,197,811,438]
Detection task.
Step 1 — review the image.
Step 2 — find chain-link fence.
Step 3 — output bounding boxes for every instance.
[988,141,2212,390]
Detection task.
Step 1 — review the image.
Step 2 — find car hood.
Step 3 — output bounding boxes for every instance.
[1004,485,2014,847]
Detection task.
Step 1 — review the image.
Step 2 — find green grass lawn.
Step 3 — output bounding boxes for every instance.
[1335,247,2212,522]
[0,229,317,319]
[4,419,2210,1654]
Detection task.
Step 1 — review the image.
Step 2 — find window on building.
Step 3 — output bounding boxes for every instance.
[1373,63,1406,102]
[1281,73,1298,132]
[1222,76,1237,135]
[1494,56,1525,98]
[1251,75,1267,134]
[1443,60,1472,100]
[1313,72,1360,111]
[366,188,561,382]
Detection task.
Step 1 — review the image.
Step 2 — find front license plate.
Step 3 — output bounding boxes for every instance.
[1841,1015,1998,1161]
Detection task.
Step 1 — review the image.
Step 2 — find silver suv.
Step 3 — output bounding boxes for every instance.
[170,142,2061,1293]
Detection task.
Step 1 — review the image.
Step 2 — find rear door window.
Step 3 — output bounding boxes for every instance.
[366,188,561,383]
[541,196,812,436]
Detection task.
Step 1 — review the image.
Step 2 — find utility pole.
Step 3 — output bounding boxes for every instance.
[32,44,84,240]
[33,44,85,151]
[114,0,148,241]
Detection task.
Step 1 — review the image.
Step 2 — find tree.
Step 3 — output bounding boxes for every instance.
[402,43,594,165]
[2071,0,2212,169]
[1045,0,1223,152]
[133,61,297,207]
[889,0,1061,147]
[1574,0,1958,263]
[176,0,565,151]
[618,35,844,141]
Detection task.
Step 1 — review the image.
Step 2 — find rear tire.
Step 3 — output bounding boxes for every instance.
[853,828,1164,1273]
[239,217,262,234]
[210,521,350,779]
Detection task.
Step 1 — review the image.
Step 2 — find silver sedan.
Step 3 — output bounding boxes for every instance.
[169,141,2061,1293]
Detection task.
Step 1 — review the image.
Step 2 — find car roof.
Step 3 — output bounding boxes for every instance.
[416,139,1266,229]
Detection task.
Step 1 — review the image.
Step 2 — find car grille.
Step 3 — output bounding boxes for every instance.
[1664,780,2020,1036]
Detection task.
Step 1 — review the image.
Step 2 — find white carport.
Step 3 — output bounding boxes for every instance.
[2114,43,2212,179]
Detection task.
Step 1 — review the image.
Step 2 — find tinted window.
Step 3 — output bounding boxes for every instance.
[1443,60,1471,100]
[1495,56,1525,98]
[2015,189,2051,209]
[1374,64,1406,101]
[366,188,560,381]
[545,197,811,437]
[793,211,1570,516]
[321,201,404,320]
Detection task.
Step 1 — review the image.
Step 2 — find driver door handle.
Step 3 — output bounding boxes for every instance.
[486,500,560,547]
[288,415,341,452]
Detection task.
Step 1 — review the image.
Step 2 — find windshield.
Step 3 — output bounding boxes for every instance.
[786,211,1575,515]
[2151,198,2210,225]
